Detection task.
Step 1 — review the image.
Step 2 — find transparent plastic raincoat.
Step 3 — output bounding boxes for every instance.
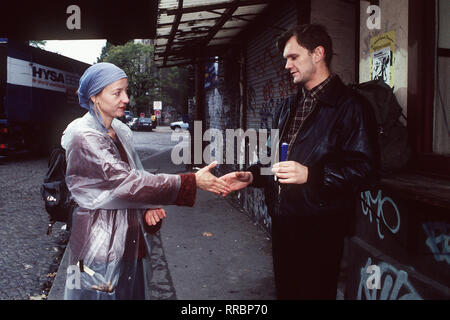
[61,111,194,299]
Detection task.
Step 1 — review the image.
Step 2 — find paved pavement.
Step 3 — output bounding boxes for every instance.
[160,189,275,300]
[1,126,347,300]
[0,152,70,300]
[48,126,276,300]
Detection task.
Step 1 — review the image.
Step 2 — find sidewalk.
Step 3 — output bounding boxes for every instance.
[46,136,349,300]
[48,155,276,300]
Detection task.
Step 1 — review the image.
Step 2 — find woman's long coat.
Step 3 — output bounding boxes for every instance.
[61,112,182,299]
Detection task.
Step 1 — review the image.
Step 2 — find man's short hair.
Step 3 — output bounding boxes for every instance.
[276,24,333,67]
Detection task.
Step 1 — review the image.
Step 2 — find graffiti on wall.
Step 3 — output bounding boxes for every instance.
[239,187,272,232]
[422,222,450,265]
[360,190,401,240]
[262,79,275,101]
[262,73,296,102]
[248,43,297,130]
[357,257,422,300]
[259,103,275,130]
[248,85,283,130]
[252,45,282,79]
[208,88,225,121]
[250,43,299,100]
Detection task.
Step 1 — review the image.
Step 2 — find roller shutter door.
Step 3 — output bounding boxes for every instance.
[245,2,297,130]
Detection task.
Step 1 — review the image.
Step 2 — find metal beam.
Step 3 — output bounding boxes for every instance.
[199,0,240,48]
[170,35,235,43]
[161,0,272,15]
[156,0,242,62]
[156,14,257,28]
[230,1,287,46]
[163,0,184,67]
[155,0,272,65]
[156,32,210,39]
[155,44,233,58]
[206,10,225,16]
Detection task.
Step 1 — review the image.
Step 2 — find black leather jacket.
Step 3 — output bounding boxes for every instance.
[248,75,380,218]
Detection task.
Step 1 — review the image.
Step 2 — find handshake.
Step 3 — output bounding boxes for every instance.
[145,160,308,227]
[144,161,251,227]
[194,160,309,197]
[193,161,253,197]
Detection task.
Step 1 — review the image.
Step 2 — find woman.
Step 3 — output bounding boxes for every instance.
[61,62,230,299]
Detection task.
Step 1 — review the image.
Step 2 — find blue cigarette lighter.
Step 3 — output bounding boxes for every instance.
[280,142,289,162]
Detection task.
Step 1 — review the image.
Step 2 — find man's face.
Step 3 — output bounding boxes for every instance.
[283,35,316,86]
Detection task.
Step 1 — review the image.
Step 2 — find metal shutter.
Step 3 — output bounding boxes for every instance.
[245,1,297,131]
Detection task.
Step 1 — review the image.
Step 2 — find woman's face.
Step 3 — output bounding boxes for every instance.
[91,78,129,123]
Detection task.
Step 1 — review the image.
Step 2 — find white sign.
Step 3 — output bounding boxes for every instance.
[7,57,79,93]
[153,101,162,110]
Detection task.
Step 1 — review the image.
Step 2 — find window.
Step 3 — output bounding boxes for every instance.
[408,0,450,176]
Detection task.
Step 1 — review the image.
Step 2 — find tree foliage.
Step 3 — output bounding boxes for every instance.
[98,41,192,116]
[99,41,156,115]
[97,41,113,63]
[159,65,193,114]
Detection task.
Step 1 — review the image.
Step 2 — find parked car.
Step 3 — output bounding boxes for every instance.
[136,117,153,131]
[170,120,189,132]
[124,110,134,123]
[128,117,138,130]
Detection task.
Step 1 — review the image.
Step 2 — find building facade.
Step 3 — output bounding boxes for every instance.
[197,0,449,300]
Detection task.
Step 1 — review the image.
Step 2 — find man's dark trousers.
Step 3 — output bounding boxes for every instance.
[271,212,346,299]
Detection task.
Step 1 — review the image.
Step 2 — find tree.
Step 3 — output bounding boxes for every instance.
[98,41,193,117]
[97,41,113,63]
[159,65,193,114]
[100,41,157,116]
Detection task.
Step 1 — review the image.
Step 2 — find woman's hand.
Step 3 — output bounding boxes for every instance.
[195,161,231,196]
[144,208,166,226]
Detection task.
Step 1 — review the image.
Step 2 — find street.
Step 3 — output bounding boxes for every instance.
[0,126,275,300]
[0,151,69,299]
[133,125,190,174]
[0,126,185,299]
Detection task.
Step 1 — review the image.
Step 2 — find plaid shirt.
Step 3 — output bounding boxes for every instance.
[283,74,335,147]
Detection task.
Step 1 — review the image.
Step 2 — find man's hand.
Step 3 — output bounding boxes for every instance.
[145,208,166,226]
[219,171,253,196]
[272,161,308,184]
[195,161,232,196]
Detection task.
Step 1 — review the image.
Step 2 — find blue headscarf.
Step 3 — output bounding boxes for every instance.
[78,62,128,132]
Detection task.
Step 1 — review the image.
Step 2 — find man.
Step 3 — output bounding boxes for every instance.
[220,24,379,299]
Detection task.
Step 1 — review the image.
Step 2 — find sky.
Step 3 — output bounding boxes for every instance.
[42,39,107,65]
